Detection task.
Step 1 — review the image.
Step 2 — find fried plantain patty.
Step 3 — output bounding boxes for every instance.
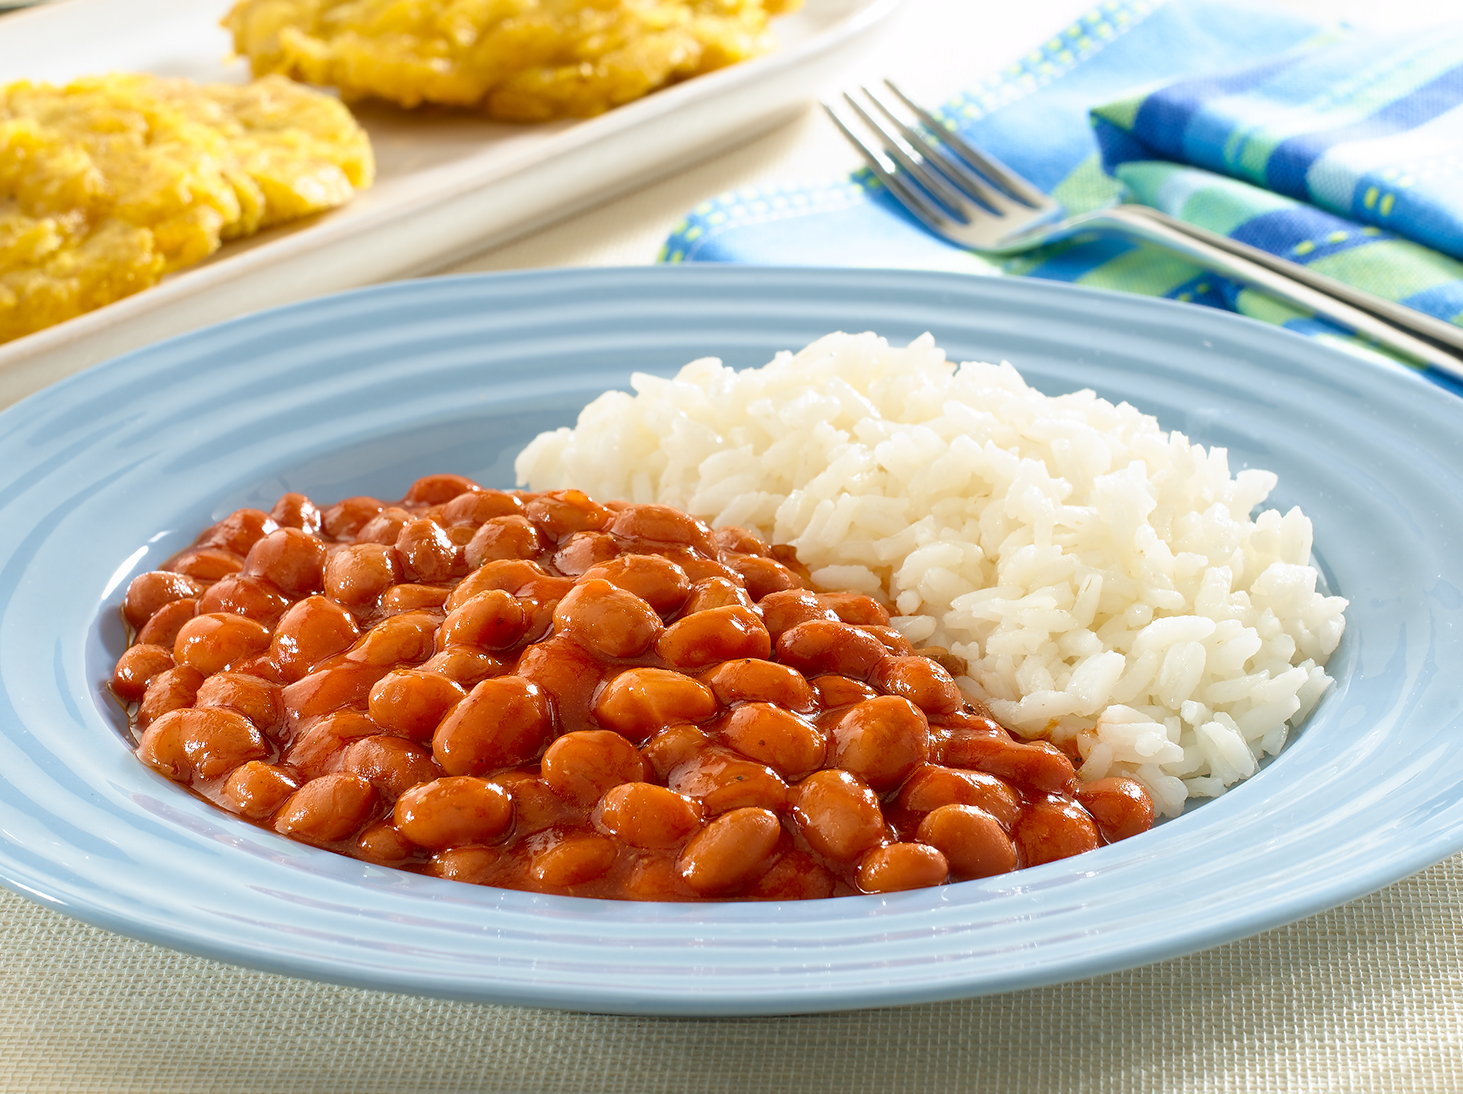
[0,73,373,344]
[224,0,799,122]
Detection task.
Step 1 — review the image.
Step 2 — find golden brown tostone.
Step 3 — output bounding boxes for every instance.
[223,0,801,122]
[0,73,374,343]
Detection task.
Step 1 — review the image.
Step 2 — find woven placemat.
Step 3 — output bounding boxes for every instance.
[2,854,1460,1094]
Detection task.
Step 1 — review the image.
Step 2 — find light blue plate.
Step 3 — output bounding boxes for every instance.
[1,266,1460,1016]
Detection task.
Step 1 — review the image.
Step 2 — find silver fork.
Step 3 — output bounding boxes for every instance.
[825,81,1463,379]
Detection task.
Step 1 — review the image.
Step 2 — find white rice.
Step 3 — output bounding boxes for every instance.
[515,332,1347,816]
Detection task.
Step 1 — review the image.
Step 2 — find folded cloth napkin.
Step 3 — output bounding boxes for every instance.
[660,0,1463,394]
[1093,23,1463,262]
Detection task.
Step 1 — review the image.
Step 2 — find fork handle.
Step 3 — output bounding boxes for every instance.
[1084,207,1463,379]
[1121,206,1463,356]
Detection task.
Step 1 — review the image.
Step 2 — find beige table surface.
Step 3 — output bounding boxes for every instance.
[7,0,1463,1091]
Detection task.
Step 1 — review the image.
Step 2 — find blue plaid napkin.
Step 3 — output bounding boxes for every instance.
[660,0,1463,394]
[1092,24,1463,263]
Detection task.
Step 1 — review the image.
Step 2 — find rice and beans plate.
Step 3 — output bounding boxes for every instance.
[111,333,1347,899]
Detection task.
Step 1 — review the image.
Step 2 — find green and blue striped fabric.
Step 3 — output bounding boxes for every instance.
[659,0,1463,395]
[1092,24,1463,264]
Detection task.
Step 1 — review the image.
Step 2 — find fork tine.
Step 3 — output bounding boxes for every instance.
[857,83,1025,217]
[838,93,980,220]
[821,99,964,237]
[882,79,1049,209]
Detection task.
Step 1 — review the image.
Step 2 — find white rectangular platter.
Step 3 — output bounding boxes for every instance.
[0,0,895,407]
